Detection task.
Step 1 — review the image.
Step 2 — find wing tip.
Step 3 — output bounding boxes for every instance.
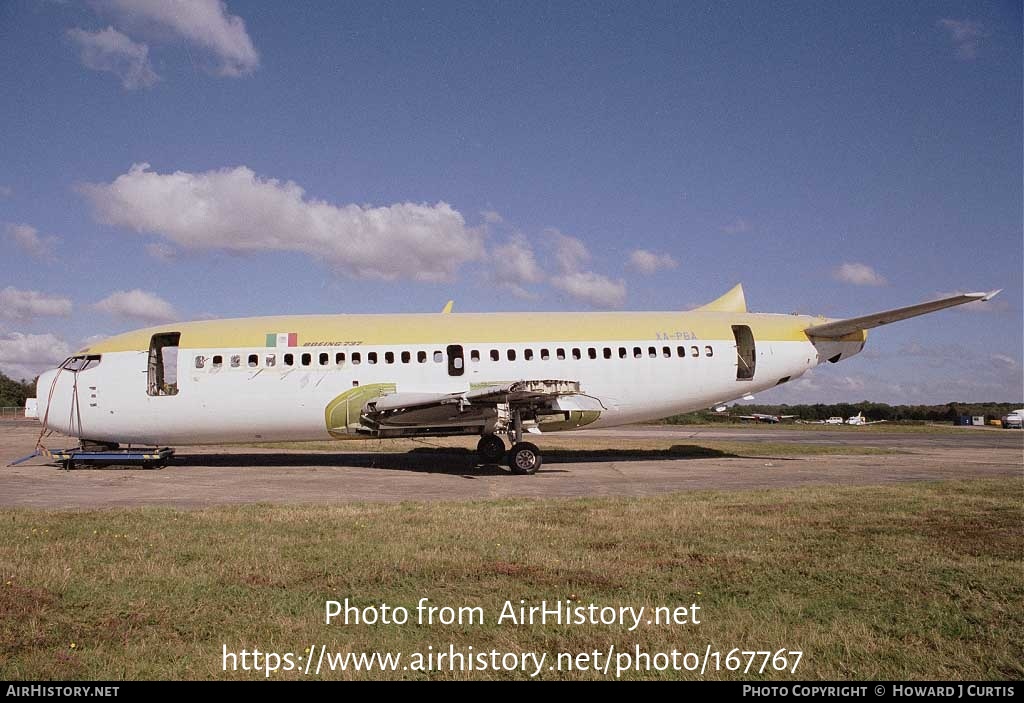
[981,288,1002,302]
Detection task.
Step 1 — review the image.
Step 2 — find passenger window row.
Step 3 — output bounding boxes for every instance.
[192,344,714,370]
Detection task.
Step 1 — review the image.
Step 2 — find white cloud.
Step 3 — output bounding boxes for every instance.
[0,333,72,381]
[551,271,627,308]
[145,242,178,261]
[67,26,159,89]
[545,229,626,308]
[628,249,678,274]
[80,163,485,282]
[0,288,73,321]
[94,289,179,324]
[833,262,887,287]
[549,229,590,272]
[481,210,505,224]
[100,0,259,76]
[720,218,751,234]
[990,354,1019,371]
[491,234,544,299]
[938,19,986,60]
[5,223,58,260]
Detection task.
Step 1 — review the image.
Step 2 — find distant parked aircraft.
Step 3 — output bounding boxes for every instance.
[846,412,886,426]
[732,412,798,424]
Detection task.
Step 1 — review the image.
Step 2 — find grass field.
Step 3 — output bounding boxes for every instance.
[1,479,1020,680]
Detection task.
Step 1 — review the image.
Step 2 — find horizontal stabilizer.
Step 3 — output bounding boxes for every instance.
[804,289,1001,338]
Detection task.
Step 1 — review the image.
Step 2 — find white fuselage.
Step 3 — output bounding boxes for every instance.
[36,323,860,446]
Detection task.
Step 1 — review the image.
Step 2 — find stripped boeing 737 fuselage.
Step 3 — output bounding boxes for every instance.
[30,284,1000,473]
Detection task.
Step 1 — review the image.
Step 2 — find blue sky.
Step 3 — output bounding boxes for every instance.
[1,0,1020,403]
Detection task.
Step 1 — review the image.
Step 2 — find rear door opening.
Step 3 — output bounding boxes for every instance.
[732,325,756,381]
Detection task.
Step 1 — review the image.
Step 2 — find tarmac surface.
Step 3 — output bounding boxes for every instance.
[1,419,1021,509]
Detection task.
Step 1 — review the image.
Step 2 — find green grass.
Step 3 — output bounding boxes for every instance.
[1,479,1021,680]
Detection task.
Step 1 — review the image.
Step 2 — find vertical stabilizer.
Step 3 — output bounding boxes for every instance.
[692,284,747,313]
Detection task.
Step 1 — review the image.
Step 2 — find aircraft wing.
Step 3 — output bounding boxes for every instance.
[804,290,1001,339]
[371,380,591,412]
[358,380,606,436]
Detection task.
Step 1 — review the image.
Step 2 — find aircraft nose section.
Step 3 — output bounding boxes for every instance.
[35,369,59,427]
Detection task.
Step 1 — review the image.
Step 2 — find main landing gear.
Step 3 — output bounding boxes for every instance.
[508,441,542,475]
[476,409,544,475]
[476,434,506,463]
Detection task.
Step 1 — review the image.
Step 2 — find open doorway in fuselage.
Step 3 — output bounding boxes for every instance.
[148,332,181,396]
[732,325,756,381]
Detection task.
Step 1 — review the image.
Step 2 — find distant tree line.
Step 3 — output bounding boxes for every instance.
[662,401,1024,425]
[0,371,36,409]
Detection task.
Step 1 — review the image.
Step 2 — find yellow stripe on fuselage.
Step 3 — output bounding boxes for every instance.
[79,311,842,354]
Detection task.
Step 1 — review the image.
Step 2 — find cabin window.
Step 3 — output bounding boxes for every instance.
[315,352,326,365]
[385,351,395,364]
[557,348,566,360]
[691,346,699,358]
[147,332,180,396]
[572,348,581,360]
[284,353,294,366]
[336,352,346,364]
[588,347,597,359]
[418,351,427,363]
[266,354,277,367]
[470,349,480,362]
[401,351,411,363]
[367,352,378,365]
[648,346,657,358]
[705,346,713,357]
[248,354,259,367]
[663,346,671,358]
[541,348,550,360]
[524,348,534,361]
[490,349,499,361]
[507,349,516,361]
[301,353,312,366]
[677,346,685,358]
[619,347,627,359]
[194,356,206,369]
[433,350,444,363]
[212,355,223,368]
[352,352,361,365]
[603,347,612,359]
[230,355,241,368]
[633,346,642,358]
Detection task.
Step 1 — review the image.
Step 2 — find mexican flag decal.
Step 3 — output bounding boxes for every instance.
[266,332,298,347]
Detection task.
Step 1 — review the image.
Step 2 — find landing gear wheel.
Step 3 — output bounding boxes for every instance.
[508,442,542,475]
[476,434,506,463]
